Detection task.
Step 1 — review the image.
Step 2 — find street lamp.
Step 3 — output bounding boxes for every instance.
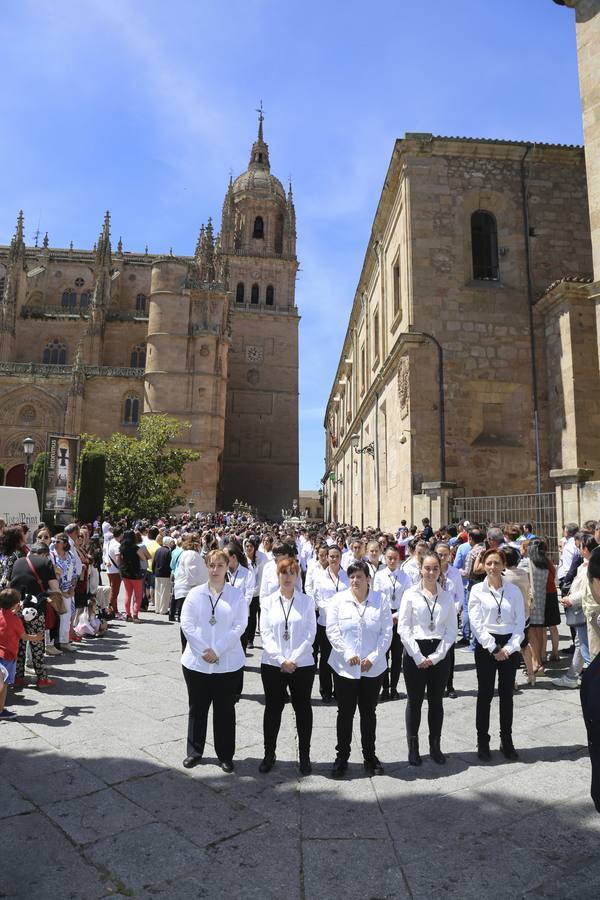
[350,433,375,458]
[23,436,34,486]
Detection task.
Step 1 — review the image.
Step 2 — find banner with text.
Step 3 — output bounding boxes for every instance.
[43,434,80,518]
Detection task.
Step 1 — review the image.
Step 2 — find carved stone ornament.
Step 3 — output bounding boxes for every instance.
[200,345,210,357]
[397,356,409,419]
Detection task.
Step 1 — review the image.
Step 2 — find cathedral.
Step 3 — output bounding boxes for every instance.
[0,114,300,518]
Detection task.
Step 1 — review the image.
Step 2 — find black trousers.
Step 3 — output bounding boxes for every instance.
[446,645,455,691]
[316,623,333,697]
[182,665,241,761]
[403,640,451,740]
[580,652,600,813]
[382,620,402,692]
[243,597,260,645]
[333,671,383,760]
[261,663,315,756]
[170,594,186,622]
[474,633,520,740]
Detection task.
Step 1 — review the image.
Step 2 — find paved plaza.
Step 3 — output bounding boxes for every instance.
[2,615,600,899]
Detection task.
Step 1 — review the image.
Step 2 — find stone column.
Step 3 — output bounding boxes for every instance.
[418,481,457,530]
[551,467,595,527]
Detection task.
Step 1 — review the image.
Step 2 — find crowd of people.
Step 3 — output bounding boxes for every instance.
[1,512,599,808]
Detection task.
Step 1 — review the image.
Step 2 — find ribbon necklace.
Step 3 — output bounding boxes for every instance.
[207,588,223,625]
[279,594,294,641]
[420,587,438,632]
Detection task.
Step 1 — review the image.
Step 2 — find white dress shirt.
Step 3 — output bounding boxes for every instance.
[173,550,208,598]
[401,557,421,585]
[341,551,366,571]
[180,582,247,674]
[260,588,317,668]
[398,584,456,666]
[313,566,350,625]
[557,536,577,580]
[442,564,464,613]
[373,566,411,613]
[468,577,525,656]
[305,561,328,601]
[366,560,384,579]
[260,559,302,603]
[227,563,256,605]
[326,588,393,679]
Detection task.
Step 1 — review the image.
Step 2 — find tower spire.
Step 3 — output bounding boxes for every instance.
[249,103,270,171]
[256,100,264,142]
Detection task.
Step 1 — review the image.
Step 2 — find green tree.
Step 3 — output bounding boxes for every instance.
[76,450,106,524]
[28,452,48,505]
[82,414,199,519]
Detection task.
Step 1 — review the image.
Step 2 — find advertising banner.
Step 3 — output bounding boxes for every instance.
[43,434,80,519]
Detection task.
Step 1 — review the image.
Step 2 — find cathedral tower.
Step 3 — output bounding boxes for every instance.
[219,110,299,517]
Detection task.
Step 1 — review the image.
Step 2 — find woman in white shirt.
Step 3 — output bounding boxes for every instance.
[227,542,256,698]
[314,545,349,703]
[373,544,410,702]
[259,557,316,776]
[366,540,384,579]
[435,542,463,700]
[398,551,456,767]
[468,548,525,762]
[243,536,265,650]
[180,549,248,773]
[172,534,208,625]
[326,561,393,777]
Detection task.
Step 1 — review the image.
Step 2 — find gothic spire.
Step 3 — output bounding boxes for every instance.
[96,210,112,267]
[8,210,25,264]
[249,103,270,171]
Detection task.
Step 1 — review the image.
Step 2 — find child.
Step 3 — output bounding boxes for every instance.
[0,588,44,720]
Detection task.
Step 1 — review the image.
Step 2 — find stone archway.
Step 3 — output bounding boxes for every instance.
[6,464,25,487]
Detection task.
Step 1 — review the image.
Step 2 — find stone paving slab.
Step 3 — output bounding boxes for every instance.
[2,615,600,898]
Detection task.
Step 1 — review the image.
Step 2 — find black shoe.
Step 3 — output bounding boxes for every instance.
[379,689,390,703]
[299,755,312,776]
[429,737,446,765]
[390,689,401,701]
[320,693,334,704]
[565,644,576,655]
[219,760,234,773]
[331,756,348,778]
[408,736,422,767]
[182,755,202,769]
[446,688,457,699]
[477,740,491,762]
[499,737,519,761]
[364,756,384,776]
[259,754,276,774]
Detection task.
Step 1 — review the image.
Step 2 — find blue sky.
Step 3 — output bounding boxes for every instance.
[0,0,583,489]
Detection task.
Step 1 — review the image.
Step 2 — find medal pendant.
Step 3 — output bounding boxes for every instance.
[209,615,216,626]
[283,629,290,642]
[429,622,435,632]
[496,615,502,625]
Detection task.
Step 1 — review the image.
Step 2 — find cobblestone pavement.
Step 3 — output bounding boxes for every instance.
[2,614,600,899]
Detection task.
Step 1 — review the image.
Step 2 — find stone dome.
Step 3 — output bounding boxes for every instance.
[232,167,285,199]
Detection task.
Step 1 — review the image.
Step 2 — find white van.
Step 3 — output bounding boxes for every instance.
[0,486,42,531]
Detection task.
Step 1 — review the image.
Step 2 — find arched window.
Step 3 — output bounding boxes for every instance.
[135,293,147,313]
[471,210,499,281]
[79,291,91,309]
[236,282,245,303]
[266,285,274,306]
[253,216,264,239]
[130,343,146,368]
[61,289,77,308]
[123,396,140,425]
[250,283,259,304]
[42,338,67,365]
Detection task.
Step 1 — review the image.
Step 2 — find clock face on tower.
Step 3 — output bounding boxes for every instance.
[246,345,263,363]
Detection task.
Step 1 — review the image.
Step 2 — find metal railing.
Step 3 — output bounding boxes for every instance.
[449,492,558,560]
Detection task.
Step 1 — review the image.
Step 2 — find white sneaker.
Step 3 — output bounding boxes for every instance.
[45,645,62,656]
[551,674,579,689]
[25,665,36,674]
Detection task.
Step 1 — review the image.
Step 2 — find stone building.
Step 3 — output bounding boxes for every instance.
[323,133,597,529]
[0,116,299,518]
[549,0,600,525]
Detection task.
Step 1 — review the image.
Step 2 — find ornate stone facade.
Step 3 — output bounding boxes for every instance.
[0,119,299,517]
